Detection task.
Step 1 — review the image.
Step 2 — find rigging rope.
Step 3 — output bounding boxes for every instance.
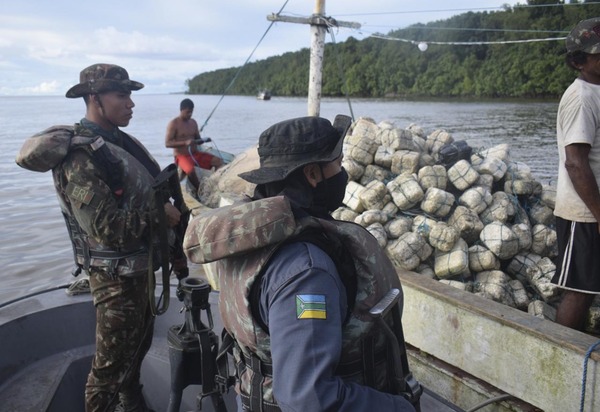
[199,0,290,132]
[370,32,566,47]
[325,18,355,122]
[335,1,600,18]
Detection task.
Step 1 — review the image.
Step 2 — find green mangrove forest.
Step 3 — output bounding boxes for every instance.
[186,1,600,99]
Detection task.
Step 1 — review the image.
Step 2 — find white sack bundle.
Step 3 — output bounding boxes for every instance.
[343,180,366,213]
[387,173,424,210]
[418,165,447,190]
[447,159,479,191]
[480,221,520,260]
[458,186,493,215]
[434,238,470,279]
[391,150,420,175]
[420,187,455,218]
[468,244,501,272]
[386,232,433,271]
[359,180,389,210]
[429,222,460,252]
[384,216,413,239]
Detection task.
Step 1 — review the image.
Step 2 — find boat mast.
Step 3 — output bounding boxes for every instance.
[268,0,360,116]
[307,0,326,117]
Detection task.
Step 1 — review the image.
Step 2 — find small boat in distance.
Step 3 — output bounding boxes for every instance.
[257,89,271,100]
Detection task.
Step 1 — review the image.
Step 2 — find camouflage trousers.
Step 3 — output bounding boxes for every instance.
[85,269,155,412]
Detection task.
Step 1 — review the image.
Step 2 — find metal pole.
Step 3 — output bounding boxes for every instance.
[308,0,326,117]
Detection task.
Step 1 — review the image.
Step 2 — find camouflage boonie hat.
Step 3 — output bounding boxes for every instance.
[566,17,600,54]
[239,115,352,185]
[65,63,144,98]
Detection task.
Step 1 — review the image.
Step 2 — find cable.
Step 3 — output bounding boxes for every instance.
[370,32,566,47]
[335,1,600,18]
[326,19,355,122]
[0,284,71,309]
[199,0,290,133]
[391,26,570,35]
[580,339,600,412]
[466,394,513,412]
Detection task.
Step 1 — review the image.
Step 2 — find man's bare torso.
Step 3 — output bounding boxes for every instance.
[166,116,200,156]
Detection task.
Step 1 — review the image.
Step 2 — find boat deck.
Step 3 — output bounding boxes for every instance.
[0,282,466,411]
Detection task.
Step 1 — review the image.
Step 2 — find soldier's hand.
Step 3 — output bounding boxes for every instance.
[164,202,181,227]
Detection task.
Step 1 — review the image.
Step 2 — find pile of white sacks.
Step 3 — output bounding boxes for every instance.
[333,117,560,320]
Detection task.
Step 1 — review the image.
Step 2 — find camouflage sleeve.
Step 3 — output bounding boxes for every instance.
[61,149,154,249]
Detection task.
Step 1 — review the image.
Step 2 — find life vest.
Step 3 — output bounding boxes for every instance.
[17,124,160,277]
[184,196,407,410]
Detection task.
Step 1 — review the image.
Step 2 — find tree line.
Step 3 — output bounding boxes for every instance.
[186,1,600,99]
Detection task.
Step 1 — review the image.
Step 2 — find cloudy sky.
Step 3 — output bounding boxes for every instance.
[1,1,523,96]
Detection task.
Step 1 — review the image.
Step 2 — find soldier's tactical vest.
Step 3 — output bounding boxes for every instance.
[184,196,405,411]
[17,124,159,277]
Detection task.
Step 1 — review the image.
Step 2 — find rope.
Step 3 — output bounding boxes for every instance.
[189,139,227,170]
[0,284,71,309]
[199,0,290,132]
[325,19,355,122]
[466,394,513,412]
[370,32,566,47]
[580,339,600,412]
[189,145,201,168]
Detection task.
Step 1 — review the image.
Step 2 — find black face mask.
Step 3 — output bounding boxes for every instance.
[313,167,349,215]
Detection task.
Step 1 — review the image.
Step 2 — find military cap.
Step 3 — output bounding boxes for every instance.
[239,115,352,185]
[566,17,600,55]
[66,63,144,98]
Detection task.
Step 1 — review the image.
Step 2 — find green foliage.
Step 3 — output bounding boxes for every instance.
[186,2,600,99]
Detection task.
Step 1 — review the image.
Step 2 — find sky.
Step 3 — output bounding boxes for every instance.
[0,1,523,96]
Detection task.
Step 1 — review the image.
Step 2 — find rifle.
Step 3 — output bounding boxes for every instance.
[369,288,423,411]
[150,163,190,316]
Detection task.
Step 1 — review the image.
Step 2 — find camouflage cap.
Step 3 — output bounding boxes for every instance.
[566,17,600,54]
[65,63,144,98]
[239,115,352,185]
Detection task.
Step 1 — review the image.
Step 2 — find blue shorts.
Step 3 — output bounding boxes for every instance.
[552,216,600,294]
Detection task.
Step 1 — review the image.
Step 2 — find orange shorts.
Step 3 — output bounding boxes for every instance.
[175,152,216,173]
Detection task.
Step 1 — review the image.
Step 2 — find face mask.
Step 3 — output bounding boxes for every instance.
[313,167,348,213]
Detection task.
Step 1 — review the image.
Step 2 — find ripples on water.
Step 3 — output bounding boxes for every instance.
[0,94,559,304]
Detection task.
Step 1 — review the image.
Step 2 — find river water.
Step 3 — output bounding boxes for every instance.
[0,94,559,305]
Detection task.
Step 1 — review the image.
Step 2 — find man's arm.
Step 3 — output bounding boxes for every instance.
[62,150,178,247]
[565,143,600,232]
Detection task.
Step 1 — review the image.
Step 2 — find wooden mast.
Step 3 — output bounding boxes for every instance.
[267,0,360,116]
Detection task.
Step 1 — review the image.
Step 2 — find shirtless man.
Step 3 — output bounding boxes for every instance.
[165,98,222,191]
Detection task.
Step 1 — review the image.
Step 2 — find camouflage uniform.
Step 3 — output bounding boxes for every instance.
[54,121,160,412]
[184,196,416,412]
[17,64,160,412]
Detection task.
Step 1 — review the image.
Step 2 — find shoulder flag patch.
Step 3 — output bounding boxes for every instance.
[296,294,327,320]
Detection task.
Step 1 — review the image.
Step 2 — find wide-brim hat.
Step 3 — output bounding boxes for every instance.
[66,63,144,98]
[239,115,352,185]
[566,17,600,55]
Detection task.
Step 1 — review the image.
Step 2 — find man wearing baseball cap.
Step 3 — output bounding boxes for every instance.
[553,18,600,331]
[185,115,420,411]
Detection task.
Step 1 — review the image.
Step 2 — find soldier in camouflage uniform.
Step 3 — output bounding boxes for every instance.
[184,116,418,411]
[26,64,181,412]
